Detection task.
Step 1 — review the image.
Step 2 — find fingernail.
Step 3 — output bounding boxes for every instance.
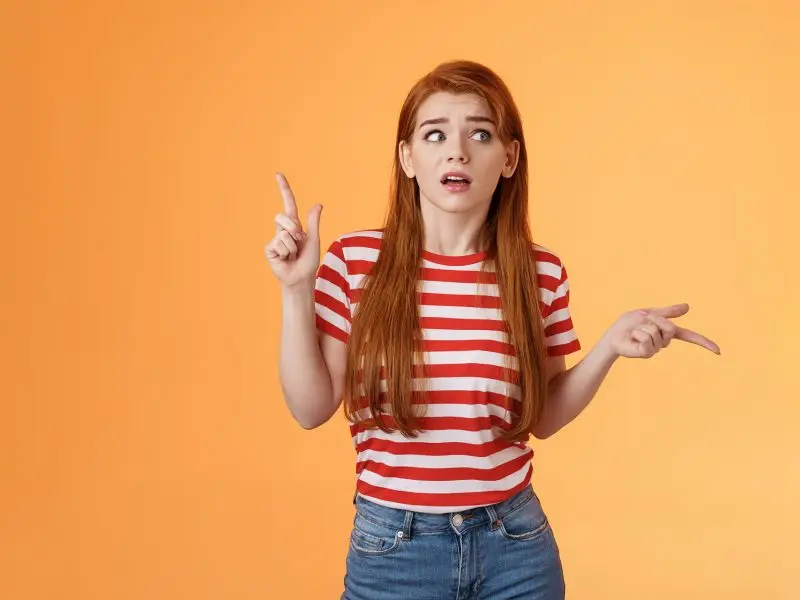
[639,310,649,315]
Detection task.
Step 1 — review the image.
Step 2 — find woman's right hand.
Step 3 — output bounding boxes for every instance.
[264,173,323,289]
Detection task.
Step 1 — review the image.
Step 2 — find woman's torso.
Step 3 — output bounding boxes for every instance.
[314,229,580,514]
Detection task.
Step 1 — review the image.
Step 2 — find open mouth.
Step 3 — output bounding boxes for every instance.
[440,173,472,192]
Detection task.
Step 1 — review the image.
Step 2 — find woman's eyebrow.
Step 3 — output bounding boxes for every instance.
[418,115,496,130]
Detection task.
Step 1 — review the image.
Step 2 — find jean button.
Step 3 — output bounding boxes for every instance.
[452,513,464,527]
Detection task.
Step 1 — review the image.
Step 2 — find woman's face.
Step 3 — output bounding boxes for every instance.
[399,92,519,216]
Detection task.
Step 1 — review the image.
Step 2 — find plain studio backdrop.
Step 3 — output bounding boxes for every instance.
[2,1,798,598]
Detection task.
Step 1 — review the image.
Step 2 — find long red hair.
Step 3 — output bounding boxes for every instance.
[343,60,549,442]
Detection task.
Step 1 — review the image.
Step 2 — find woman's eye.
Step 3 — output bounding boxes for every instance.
[423,129,491,143]
[424,130,445,142]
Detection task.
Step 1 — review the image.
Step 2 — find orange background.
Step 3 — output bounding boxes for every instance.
[2,1,798,598]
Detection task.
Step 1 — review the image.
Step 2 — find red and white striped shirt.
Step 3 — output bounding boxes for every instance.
[314,229,581,513]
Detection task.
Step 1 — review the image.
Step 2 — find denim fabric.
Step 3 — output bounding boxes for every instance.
[342,485,565,600]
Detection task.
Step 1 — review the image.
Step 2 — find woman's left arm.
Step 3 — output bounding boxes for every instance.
[533,303,720,439]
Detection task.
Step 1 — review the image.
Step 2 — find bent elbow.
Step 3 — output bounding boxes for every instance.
[295,414,327,430]
[532,424,557,440]
[293,402,337,430]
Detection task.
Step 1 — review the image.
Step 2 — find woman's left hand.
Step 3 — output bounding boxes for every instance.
[603,303,721,359]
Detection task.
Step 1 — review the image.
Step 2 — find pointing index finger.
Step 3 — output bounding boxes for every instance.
[275,172,299,219]
[675,326,721,354]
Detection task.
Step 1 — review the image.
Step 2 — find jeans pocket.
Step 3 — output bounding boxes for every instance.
[497,491,551,541]
[349,512,403,556]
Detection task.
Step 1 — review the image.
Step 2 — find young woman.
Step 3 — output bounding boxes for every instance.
[265,60,719,600]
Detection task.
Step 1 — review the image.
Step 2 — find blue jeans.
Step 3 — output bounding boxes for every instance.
[342,485,565,600]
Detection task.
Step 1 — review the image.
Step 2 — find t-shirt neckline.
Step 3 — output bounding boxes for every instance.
[421,249,487,266]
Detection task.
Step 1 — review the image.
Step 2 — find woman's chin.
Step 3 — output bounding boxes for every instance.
[421,193,489,215]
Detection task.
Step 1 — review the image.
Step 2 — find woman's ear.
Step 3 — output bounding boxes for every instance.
[399,140,415,178]
[502,139,520,178]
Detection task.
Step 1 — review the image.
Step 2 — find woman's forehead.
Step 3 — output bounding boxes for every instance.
[416,92,493,121]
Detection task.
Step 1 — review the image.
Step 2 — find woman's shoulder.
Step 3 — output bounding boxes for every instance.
[335,228,385,244]
[530,242,568,280]
[322,228,385,264]
[531,242,565,266]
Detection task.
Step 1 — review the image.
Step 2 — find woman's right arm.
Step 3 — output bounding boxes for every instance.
[266,173,347,430]
[279,284,347,429]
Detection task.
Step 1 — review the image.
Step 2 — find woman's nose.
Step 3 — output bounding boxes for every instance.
[446,137,469,163]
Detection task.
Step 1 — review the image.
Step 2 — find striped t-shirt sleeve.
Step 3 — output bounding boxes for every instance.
[314,238,351,343]
[543,261,581,356]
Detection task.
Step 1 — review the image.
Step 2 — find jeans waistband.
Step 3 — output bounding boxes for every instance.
[353,485,536,536]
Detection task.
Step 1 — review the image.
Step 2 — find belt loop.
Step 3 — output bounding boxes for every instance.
[402,510,414,541]
[485,504,501,530]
